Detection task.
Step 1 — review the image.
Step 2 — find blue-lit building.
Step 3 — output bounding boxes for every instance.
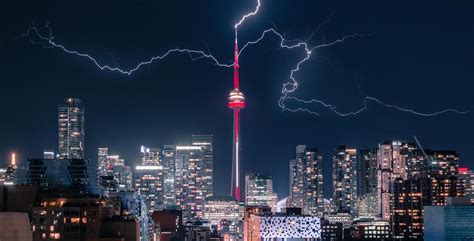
[111,191,151,241]
[424,197,474,241]
[24,158,98,194]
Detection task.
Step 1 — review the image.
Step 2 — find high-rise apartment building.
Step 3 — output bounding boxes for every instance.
[135,146,163,213]
[244,173,277,211]
[162,145,176,208]
[58,97,85,160]
[98,149,132,195]
[391,178,432,239]
[289,145,324,216]
[332,146,357,215]
[357,149,378,196]
[377,141,409,220]
[175,136,214,220]
[97,147,109,177]
[459,167,474,202]
[192,135,214,203]
[289,146,305,209]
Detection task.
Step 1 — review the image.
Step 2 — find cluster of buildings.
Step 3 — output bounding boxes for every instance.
[286,143,474,240]
[4,16,474,241]
[0,98,473,241]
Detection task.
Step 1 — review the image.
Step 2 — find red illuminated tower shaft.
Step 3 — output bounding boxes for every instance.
[228,29,245,201]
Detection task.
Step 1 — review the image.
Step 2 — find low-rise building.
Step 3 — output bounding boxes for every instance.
[424,197,474,241]
[0,212,32,241]
[352,219,390,240]
[246,213,321,241]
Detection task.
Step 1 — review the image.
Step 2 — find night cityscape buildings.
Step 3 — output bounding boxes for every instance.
[289,145,325,217]
[1,96,474,241]
[58,98,85,160]
[1,1,473,239]
[332,146,357,216]
[244,173,278,212]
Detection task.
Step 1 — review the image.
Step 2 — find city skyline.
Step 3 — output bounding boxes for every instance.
[2,0,473,201]
[0,97,473,201]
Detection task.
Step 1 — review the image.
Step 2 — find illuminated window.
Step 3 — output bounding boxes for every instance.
[71,217,80,223]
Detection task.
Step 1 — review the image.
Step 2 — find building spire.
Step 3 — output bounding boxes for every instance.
[234,29,239,89]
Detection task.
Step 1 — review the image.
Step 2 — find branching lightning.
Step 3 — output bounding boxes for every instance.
[20,1,468,117]
[20,24,233,76]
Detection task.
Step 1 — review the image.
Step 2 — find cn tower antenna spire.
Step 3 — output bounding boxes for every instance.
[234,29,239,89]
[229,28,245,201]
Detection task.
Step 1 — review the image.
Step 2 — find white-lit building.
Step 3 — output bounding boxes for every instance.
[98,148,132,195]
[356,192,379,218]
[332,146,357,216]
[377,141,409,220]
[289,145,324,217]
[203,196,243,234]
[245,173,278,212]
[352,219,390,240]
[247,214,321,241]
[162,145,176,208]
[324,212,353,230]
[58,97,85,160]
[135,146,163,213]
[175,136,214,220]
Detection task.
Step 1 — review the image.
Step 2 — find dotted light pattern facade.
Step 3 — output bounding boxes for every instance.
[255,216,321,239]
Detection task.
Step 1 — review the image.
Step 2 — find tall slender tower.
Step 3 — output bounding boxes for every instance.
[229,29,245,201]
[58,97,85,160]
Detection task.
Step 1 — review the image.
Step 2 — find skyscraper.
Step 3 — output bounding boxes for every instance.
[58,97,85,160]
[377,141,407,220]
[332,146,357,215]
[192,135,214,202]
[459,167,474,202]
[97,147,109,177]
[289,145,324,216]
[391,178,432,239]
[97,148,132,195]
[357,149,378,196]
[175,136,214,220]
[245,173,278,211]
[289,146,305,209]
[228,30,245,201]
[162,145,176,208]
[135,146,163,212]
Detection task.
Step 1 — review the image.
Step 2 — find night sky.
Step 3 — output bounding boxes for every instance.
[1,0,473,198]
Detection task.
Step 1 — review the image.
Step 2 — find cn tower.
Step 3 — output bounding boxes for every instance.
[228,29,245,201]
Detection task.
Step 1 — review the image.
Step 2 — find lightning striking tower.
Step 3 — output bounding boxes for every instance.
[228,29,245,201]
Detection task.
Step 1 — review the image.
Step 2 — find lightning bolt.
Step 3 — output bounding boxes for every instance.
[235,0,261,29]
[20,1,468,116]
[19,23,233,76]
